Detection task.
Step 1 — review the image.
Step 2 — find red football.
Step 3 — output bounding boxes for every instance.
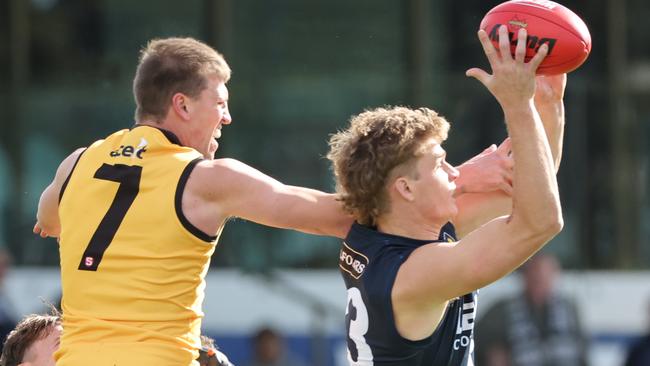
[480,0,591,75]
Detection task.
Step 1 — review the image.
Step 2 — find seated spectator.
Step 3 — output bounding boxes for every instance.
[475,253,588,366]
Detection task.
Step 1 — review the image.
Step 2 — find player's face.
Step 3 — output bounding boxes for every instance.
[192,75,232,159]
[21,323,61,366]
[409,139,459,223]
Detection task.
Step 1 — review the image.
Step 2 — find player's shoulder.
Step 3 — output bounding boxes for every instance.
[55,147,87,181]
[188,158,253,196]
[65,147,86,163]
[194,158,251,178]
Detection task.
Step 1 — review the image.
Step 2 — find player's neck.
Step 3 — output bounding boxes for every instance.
[376,212,445,241]
[137,119,200,151]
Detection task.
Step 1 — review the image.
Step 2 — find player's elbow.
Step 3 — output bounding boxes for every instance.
[538,203,564,238]
[547,212,564,235]
[526,209,564,242]
[512,204,563,243]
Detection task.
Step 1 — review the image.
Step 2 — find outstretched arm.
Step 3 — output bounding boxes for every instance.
[34,148,85,238]
[190,158,353,239]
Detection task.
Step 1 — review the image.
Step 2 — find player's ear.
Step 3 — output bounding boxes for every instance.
[394,177,415,202]
[171,93,191,121]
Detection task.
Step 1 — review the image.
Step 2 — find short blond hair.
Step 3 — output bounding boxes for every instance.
[133,37,231,122]
[327,106,450,226]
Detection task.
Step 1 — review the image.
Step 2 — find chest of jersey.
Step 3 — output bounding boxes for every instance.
[340,223,478,366]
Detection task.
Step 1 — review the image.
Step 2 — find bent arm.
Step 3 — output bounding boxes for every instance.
[400,105,562,304]
[194,158,353,238]
[35,148,85,238]
[396,27,563,307]
[453,74,567,237]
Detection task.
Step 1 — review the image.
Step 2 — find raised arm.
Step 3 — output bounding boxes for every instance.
[452,73,567,237]
[187,158,353,239]
[535,73,566,170]
[34,148,85,238]
[396,26,563,308]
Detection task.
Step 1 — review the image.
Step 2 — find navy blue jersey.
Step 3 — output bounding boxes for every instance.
[339,222,477,366]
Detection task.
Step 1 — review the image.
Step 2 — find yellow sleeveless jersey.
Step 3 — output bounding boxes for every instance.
[56,125,218,366]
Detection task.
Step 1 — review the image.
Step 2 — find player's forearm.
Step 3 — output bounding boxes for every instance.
[275,186,353,239]
[504,101,562,235]
[537,101,565,170]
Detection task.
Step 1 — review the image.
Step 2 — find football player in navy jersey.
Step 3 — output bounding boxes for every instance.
[327,26,565,366]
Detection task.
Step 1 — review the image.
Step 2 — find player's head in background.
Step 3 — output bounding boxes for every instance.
[133,37,233,158]
[199,335,234,366]
[327,106,458,229]
[522,253,561,307]
[0,314,61,366]
[252,327,285,364]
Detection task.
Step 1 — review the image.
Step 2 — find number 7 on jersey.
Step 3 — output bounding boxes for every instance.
[78,163,142,271]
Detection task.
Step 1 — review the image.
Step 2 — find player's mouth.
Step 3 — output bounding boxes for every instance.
[213,125,222,139]
[451,183,462,198]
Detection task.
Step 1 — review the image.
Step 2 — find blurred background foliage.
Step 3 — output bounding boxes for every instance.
[0,0,648,270]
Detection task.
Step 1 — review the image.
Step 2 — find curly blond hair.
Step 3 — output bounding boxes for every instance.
[327,106,450,226]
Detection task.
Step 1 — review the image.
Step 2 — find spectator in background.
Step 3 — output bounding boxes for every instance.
[199,335,235,366]
[0,249,17,352]
[0,313,61,366]
[0,312,232,366]
[623,298,650,366]
[246,327,305,366]
[475,253,588,366]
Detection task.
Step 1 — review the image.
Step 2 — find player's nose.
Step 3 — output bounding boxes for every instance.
[222,109,232,125]
[445,162,459,182]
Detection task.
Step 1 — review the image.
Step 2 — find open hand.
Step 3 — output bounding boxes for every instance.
[454,138,514,197]
[33,222,56,239]
[466,26,548,108]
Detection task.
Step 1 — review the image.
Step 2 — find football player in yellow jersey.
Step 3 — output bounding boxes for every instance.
[32,37,356,366]
[32,37,516,365]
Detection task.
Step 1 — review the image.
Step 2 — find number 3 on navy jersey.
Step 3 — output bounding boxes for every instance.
[346,287,374,365]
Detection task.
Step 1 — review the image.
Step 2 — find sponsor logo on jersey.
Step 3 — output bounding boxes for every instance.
[453,293,478,351]
[84,256,94,267]
[339,243,369,280]
[110,137,148,159]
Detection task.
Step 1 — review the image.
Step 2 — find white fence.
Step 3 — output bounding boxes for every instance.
[6,268,650,366]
